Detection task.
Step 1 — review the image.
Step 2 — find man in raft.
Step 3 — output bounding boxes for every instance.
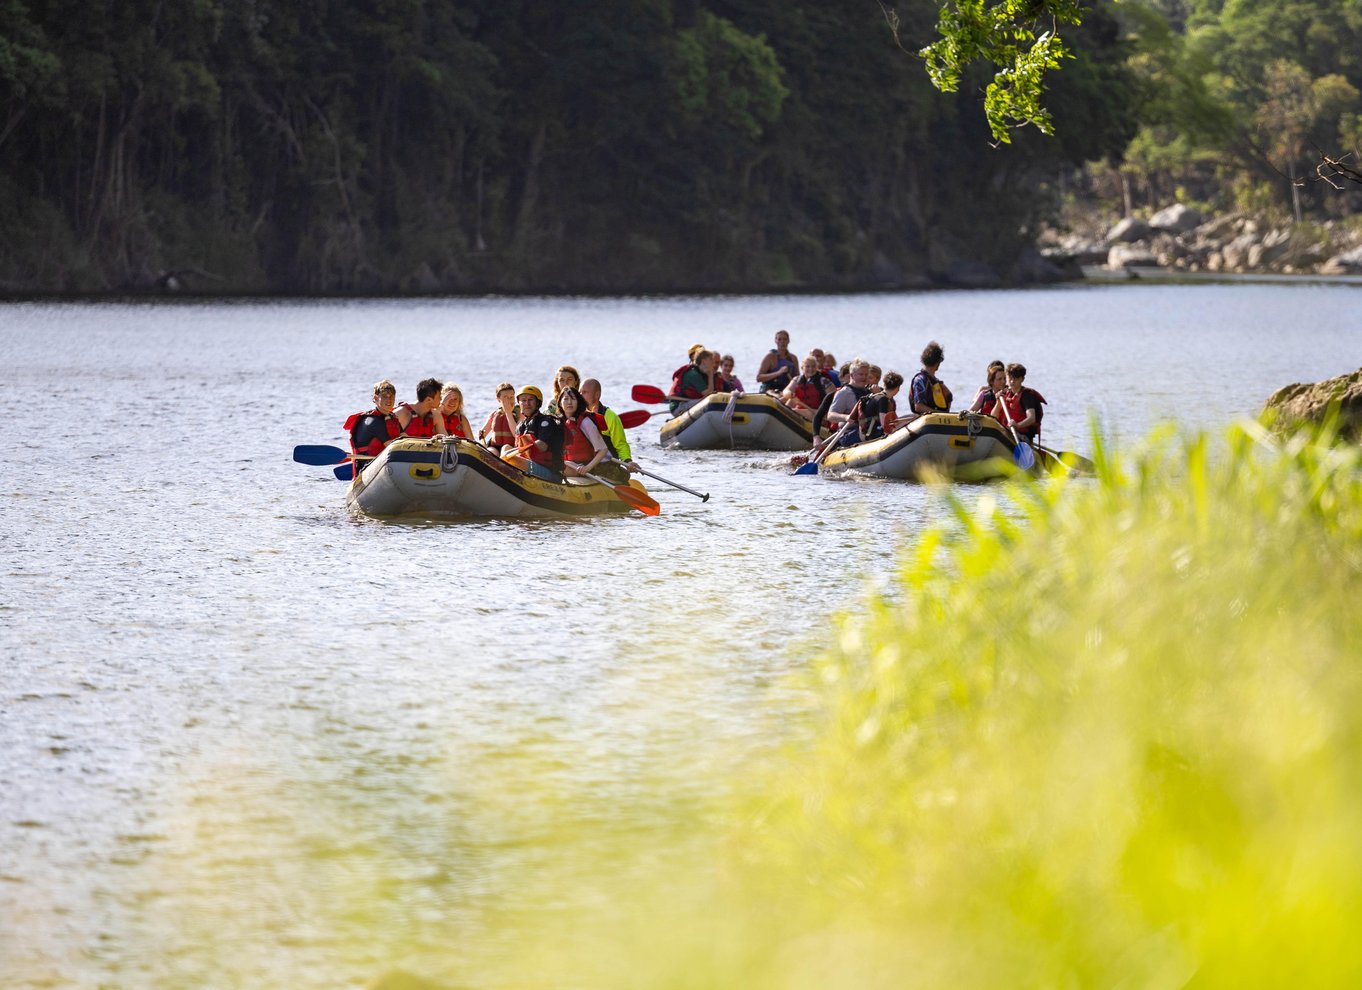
[754,329,799,394]
[509,385,565,482]
[580,378,639,477]
[811,358,873,448]
[909,341,953,416]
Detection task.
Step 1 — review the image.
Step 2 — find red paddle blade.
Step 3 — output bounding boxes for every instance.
[618,409,651,428]
[614,484,661,516]
[631,384,668,404]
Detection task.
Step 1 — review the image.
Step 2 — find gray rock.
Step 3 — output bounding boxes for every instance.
[1263,367,1362,441]
[1319,244,1362,275]
[1220,232,1259,271]
[1149,203,1202,234]
[1108,216,1153,243]
[1196,211,1245,241]
[1012,247,1074,284]
[1107,243,1159,269]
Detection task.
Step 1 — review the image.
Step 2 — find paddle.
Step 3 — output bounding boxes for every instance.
[994,392,1037,471]
[1035,443,1095,475]
[580,470,661,516]
[294,444,349,466]
[618,408,665,428]
[631,384,676,405]
[334,463,353,481]
[794,417,855,476]
[611,459,709,501]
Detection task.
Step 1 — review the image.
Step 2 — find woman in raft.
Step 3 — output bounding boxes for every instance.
[436,382,474,439]
[968,361,1007,419]
[557,385,628,483]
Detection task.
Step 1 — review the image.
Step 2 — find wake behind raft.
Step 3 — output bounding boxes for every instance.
[346,437,659,520]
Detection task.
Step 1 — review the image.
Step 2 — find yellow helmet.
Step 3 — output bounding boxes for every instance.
[516,385,544,404]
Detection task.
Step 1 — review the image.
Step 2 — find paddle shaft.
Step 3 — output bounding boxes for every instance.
[615,460,709,501]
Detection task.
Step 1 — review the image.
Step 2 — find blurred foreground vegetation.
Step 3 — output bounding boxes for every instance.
[145,420,1362,988]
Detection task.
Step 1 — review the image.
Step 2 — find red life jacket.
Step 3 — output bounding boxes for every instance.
[517,412,564,472]
[790,374,825,409]
[344,408,401,458]
[1000,387,1046,437]
[562,412,610,463]
[481,410,517,447]
[443,413,470,439]
[400,403,436,438]
[669,363,692,398]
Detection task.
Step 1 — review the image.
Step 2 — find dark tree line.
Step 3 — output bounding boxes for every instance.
[0,0,1135,293]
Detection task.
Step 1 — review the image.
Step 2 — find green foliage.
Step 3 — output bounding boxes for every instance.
[918,0,1085,142]
[670,12,788,142]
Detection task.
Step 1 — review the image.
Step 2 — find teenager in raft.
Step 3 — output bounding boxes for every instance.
[670,349,724,414]
[545,365,580,416]
[436,383,473,439]
[968,361,1007,418]
[345,378,402,462]
[557,385,630,483]
[1000,362,1046,443]
[479,382,520,455]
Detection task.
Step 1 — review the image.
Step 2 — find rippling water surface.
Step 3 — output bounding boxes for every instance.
[2,285,1358,986]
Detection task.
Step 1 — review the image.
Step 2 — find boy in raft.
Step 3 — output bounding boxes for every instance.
[396,378,446,437]
[856,371,904,441]
[1001,363,1046,443]
[479,382,520,455]
[345,379,402,463]
[508,385,565,482]
[909,341,953,416]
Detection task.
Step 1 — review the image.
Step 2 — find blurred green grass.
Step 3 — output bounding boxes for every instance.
[152,420,1362,989]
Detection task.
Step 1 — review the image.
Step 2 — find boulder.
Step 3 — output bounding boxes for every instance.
[1107,243,1159,269]
[1012,247,1075,284]
[1220,231,1259,271]
[1196,211,1245,242]
[1108,216,1153,243]
[1319,244,1362,275]
[1149,203,1202,234]
[1263,367,1362,441]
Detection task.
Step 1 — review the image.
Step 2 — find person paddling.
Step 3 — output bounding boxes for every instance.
[344,379,402,463]
[909,341,953,416]
[812,358,872,448]
[1000,363,1046,443]
[857,371,904,441]
[754,329,798,394]
[557,385,618,481]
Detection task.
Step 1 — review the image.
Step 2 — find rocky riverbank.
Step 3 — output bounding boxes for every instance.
[1043,205,1362,277]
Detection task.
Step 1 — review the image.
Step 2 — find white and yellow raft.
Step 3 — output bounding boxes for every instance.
[818,411,1022,481]
[660,392,822,450]
[346,437,652,519]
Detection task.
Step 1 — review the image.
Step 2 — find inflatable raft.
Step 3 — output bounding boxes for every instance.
[660,392,821,450]
[817,411,1021,481]
[346,437,653,519]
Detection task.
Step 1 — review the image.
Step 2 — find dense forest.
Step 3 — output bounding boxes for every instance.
[0,0,1357,293]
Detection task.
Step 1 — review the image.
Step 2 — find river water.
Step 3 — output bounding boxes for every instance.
[1,284,1358,987]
